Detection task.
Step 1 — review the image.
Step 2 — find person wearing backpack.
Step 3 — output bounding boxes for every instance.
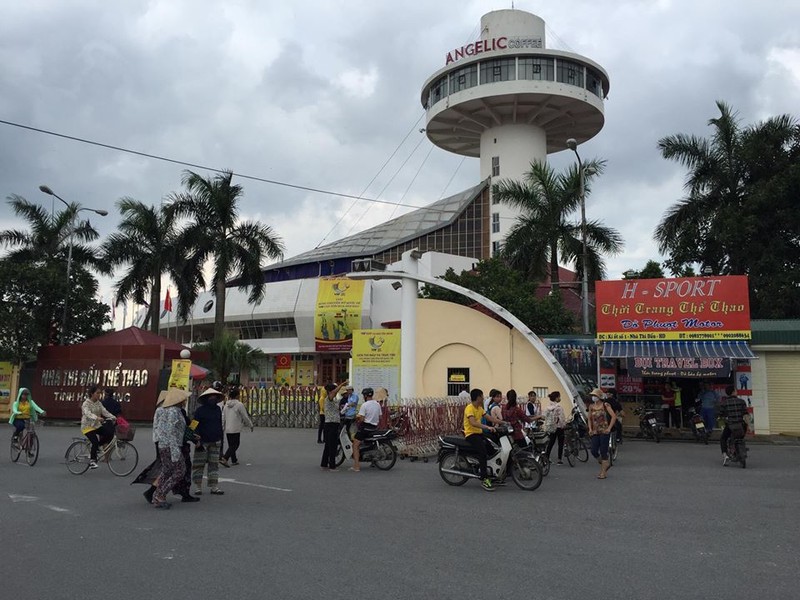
[544,391,567,464]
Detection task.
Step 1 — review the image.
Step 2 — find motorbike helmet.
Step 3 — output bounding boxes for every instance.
[362,387,374,398]
[212,380,224,392]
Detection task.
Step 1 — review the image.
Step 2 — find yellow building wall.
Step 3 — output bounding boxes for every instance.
[415,300,570,410]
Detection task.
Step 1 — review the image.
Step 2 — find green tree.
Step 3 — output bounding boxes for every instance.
[656,101,800,317]
[0,259,109,363]
[623,260,665,279]
[493,160,623,291]
[193,330,264,385]
[419,258,577,334]
[167,170,285,340]
[102,198,199,334]
[0,195,104,271]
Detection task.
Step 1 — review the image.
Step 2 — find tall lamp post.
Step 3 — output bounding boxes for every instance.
[565,139,590,335]
[39,185,108,345]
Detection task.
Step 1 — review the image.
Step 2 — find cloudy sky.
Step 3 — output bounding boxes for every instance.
[1,0,799,319]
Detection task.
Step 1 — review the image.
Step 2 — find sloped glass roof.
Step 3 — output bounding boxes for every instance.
[266,180,488,270]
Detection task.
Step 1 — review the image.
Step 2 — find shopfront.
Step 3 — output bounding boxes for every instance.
[595,276,756,430]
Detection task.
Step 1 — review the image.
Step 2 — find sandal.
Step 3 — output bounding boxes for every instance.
[349,467,360,472]
[597,474,607,479]
[210,488,225,495]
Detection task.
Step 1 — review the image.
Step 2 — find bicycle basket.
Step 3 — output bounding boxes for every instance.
[116,423,136,441]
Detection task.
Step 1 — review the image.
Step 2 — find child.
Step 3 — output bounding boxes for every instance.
[9,388,45,440]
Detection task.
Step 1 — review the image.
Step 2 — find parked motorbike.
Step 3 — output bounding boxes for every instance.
[687,406,709,444]
[437,425,543,491]
[335,426,398,470]
[522,422,550,476]
[724,419,748,469]
[633,405,662,443]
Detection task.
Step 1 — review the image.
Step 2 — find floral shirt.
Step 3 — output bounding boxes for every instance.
[153,406,186,462]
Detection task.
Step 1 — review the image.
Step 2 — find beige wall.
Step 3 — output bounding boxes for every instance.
[415,299,570,409]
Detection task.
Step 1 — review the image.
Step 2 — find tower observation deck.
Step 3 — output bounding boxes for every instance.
[420,9,610,252]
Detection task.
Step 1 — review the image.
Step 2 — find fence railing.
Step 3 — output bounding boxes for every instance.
[233,387,468,457]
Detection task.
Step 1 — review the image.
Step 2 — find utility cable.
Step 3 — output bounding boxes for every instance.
[388,143,435,220]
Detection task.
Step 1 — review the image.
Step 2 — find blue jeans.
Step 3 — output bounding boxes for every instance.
[590,433,610,460]
[11,420,26,436]
[701,407,716,431]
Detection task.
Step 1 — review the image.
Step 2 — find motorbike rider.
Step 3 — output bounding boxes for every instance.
[718,385,748,465]
[464,388,501,492]
[350,388,381,472]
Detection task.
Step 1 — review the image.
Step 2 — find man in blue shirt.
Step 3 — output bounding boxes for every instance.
[697,382,720,432]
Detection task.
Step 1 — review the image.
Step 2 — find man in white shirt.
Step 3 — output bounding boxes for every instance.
[351,387,382,472]
[458,385,470,401]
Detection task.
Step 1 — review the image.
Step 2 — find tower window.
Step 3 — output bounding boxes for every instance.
[492,240,501,256]
[491,156,500,177]
[492,213,500,233]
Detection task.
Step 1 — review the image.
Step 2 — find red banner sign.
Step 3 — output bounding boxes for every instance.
[617,376,644,395]
[595,276,751,341]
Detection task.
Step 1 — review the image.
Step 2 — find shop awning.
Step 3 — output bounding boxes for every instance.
[601,341,757,359]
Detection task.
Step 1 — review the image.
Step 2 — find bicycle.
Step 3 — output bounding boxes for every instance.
[10,421,40,467]
[563,421,589,467]
[65,428,139,476]
[608,432,619,465]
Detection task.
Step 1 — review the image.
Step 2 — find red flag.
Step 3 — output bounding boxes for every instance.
[164,289,173,312]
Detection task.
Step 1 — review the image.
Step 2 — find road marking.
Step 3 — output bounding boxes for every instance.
[8,494,39,502]
[217,477,292,492]
[42,504,72,514]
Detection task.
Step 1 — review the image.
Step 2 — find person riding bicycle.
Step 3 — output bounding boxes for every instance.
[9,387,45,441]
[81,384,116,469]
[350,387,382,472]
[718,385,748,465]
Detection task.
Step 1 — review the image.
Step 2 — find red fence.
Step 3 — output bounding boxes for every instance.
[385,397,468,458]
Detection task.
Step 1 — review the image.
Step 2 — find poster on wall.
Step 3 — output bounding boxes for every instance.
[0,361,13,400]
[616,375,644,395]
[295,360,315,386]
[542,338,598,389]
[735,362,752,396]
[167,359,192,391]
[314,278,365,352]
[595,275,751,341]
[351,329,401,401]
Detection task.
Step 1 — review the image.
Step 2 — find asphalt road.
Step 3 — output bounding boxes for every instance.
[1,426,798,600]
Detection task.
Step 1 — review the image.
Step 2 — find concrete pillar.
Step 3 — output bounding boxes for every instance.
[400,250,420,399]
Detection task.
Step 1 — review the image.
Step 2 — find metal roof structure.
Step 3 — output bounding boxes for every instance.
[264,180,488,271]
[751,320,800,346]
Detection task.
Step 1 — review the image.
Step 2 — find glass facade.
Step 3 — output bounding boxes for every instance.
[425,54,605,108]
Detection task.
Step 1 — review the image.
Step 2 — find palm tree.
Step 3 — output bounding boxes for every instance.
[101,198,198,333]
[167,170,285,340]
[493,160,623,290]
[656,101,800,276]
[0,195,103,269]
[193,331,264,385]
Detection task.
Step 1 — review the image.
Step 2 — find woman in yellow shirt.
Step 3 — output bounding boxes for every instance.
[9,388,46,441]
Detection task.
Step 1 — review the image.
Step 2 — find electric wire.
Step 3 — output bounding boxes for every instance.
[388,142,435,220]
[438,156,467,200]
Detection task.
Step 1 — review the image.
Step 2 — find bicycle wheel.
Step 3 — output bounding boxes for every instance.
[25,433,39,466]
[65,441,91,475]
[576,438,589,462]
[107,441,139,477]
[610,438,619,462]
[10,436,21,463]
[510,452,543,491]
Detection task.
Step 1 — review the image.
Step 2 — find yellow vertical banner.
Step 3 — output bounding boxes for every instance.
[314,278,364,352]
[167,359,192,391]
[0,361,13,400]
[352,329,401,400]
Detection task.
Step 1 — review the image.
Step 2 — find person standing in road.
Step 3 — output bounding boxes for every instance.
[317,388,326,444]
[458,385,470,402]
[661,381,679,428]
[464,388,498,492]
[192,387,225,495]
[320,381,347,471]
[152,388,191,509]
[544,391,566,464]
[81,384,116,469]
[698,382,720,432]
[588,388,617,480]
[350,387,381,472]
[220,386,253,467]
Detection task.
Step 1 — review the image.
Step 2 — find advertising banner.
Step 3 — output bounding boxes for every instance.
[625,357,732,379]
[167,359,192,391]
[351,329,401,400]
[0,361,13,401]
[596,276,751,341]
[542,338,598,381]
[617,375,644,395]
[314,278,364,352]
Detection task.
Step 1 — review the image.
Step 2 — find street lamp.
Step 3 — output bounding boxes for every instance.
[566,138,590,335]
[39,185,108,345]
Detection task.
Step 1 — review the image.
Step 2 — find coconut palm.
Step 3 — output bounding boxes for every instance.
[0,195,103,269]
[101,198,198,333]
[655,100,799,275]
[193,330,264,385]
[167,170,285,340]
[493,160,623,290]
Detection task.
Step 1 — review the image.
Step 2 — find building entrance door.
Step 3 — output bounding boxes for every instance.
[319,356,349,385]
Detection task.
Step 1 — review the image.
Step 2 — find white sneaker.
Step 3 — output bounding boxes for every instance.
[89,461,99,469]
[722,454,729,466]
